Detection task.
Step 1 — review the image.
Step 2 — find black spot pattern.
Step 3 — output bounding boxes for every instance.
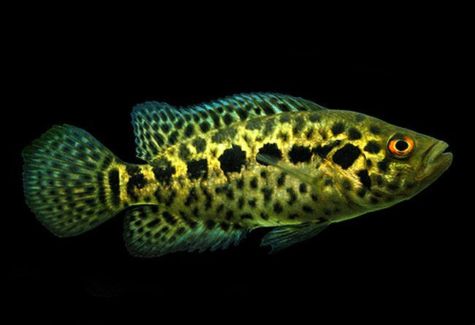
[348,127,362,140]
[370,125,381,135]
[187,159,208,179]
[332,144,361,169]
[108,169,120,206]
[218,145,247,174]
[152,159,176,185]
[331,122,345,135]
[179,143,191,160]
[192,137,207,153]
[289,145,313,163]
[364,141,381,154]
[378,159,390,172]
[357,170,372,189]
[257,143,282,165]
[313,140,341,158]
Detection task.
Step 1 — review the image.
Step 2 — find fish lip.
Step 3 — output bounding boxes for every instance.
[417,141,453,182]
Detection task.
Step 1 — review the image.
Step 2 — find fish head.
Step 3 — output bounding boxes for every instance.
[323,111,453,211]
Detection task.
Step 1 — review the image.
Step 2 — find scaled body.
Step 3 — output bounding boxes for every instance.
[23,93,452,256]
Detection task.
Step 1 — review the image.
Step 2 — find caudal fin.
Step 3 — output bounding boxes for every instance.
[23,125,123,237]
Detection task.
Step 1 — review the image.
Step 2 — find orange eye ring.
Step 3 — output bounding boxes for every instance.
[388,135,415,158]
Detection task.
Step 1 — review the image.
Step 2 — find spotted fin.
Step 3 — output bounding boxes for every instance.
[124,206,247,257]
[23,125,122,237]
[261,222,330,253]
[131,93,326,162]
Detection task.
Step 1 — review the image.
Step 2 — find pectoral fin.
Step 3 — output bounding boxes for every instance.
[260,221,330,253]
[256,153,315,185]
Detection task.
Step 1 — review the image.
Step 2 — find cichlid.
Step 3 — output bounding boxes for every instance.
[23,93,452,256]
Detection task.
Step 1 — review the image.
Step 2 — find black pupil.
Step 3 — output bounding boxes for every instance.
[395,140,409,151]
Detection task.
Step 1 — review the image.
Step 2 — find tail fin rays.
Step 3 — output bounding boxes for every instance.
[23,124,123,237]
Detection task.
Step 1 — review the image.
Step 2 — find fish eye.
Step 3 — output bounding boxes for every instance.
[388,135,415,158]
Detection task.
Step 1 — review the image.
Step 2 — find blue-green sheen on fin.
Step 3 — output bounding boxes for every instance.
[131,93,326,162]
[261,222,330,253]
[124,206,247,257]
[22,125,121,237]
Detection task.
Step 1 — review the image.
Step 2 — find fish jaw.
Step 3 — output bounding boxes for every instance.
[415,140,453,191]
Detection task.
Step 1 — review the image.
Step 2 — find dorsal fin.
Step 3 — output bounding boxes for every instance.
[131,93,326,162]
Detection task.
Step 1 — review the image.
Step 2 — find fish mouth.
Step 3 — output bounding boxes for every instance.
[416,141,453,185]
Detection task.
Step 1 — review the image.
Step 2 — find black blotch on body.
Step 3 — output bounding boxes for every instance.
[370,125,381,135]
[292,116,305,135]
[225,210,234,221]
[387,182,399,191]
[261,187,273,203]
[127,172,147,201]
[309,112,320,122]
[187,159,208,179]
[211,127,237,143]
[206,219,216,230]
[179,144,191,161]
[263,120,275,136]
[277,173,286,187]
[257,143,282,165]
[302,205,314,214]
[246,119,262,130]
[299,183,307,193]
[185,188,199,206]
[192,138,207,153]
[162,211,176,225]
[108,169,120,206]
[250,177,258,189]
[152,159,176,185]
[357,170,372,189]
[273,202,283,214]
[364,141,381,154]
[342,179,352,191]
[289,145,312,163]
[331,122,345,135]
[238,197,245,209]
[260,212,269,220]
[332,144,361,169]
[313,140,341,158]
[286,187,297,205]
[378,159,390,172]
[225,187,234,200]
[280,114,291,123]
[348,127,362,140]
[218,145,247,174]
[241,213,253,220]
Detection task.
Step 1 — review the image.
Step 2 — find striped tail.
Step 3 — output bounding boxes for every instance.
[22,124,124,237]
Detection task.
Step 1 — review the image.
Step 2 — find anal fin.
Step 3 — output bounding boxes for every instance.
[124,206,246,257]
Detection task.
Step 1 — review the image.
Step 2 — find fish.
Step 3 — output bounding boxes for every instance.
[22,93,453,256]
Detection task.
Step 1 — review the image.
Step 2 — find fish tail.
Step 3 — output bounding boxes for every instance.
[23,124,124,237]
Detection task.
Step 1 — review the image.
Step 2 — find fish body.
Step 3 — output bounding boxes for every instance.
[23,93,452,256]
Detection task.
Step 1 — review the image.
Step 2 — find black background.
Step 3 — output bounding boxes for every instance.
[5,11,474,325]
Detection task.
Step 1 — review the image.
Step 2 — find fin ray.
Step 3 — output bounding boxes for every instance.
[261,222,330,253]
[23,125,123,237]
[124,206,247,257]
